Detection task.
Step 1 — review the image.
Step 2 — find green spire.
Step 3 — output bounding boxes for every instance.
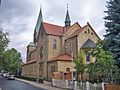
[35,6,43,33]
[65,4,71,27]
[34,6,43,43]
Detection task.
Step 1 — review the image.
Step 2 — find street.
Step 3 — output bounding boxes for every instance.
[0,76,46,90]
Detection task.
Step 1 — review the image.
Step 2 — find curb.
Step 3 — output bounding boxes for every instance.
[15,78,64,90]
[0,87,2,90]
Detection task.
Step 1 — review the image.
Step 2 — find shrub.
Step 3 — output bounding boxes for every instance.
[15,76,44,83]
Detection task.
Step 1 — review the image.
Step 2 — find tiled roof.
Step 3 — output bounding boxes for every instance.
[43,22,64,36]
[22,59,36,66]
[48,53,74,62]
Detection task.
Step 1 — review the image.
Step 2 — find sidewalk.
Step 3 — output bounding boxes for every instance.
[15,78,64,90]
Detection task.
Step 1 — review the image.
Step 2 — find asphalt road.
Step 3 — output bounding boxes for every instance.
[0,76,46,90]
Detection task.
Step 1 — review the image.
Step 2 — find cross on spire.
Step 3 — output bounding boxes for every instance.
[65,3,71,28]
[67,3,68,9]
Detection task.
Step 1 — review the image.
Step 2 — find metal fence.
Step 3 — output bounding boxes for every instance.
[52,79,103,90]
[76,82,103,90]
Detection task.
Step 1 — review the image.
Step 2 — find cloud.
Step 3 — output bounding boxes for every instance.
[0,0,108,62]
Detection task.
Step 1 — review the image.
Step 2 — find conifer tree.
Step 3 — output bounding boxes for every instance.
[104,0,120,67]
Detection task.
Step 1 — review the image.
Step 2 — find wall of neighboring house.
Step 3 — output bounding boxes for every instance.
[64,36,78,58]
[22,62,37,77]
[26,46,36,62]
[36,25,48,79]
[47,61,58,80]
[29,50,37,61]
[57,61,75,72]
[47,35,62,60]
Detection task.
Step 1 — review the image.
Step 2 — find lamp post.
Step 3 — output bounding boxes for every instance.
[71,43,74,90]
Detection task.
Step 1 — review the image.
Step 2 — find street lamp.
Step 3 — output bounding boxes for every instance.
[70,43,74,90]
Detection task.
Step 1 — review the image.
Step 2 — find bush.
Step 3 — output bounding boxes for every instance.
[15,76,44,83]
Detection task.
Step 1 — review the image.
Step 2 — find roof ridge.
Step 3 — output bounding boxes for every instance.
[43,22,63,27]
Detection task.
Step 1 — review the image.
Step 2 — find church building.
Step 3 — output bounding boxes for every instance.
[22,6,100,80]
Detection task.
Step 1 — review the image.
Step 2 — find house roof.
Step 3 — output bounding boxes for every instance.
[43,22,64,36]
[48,53,74,62]
[22,59,36,66]
[82,39,96,48]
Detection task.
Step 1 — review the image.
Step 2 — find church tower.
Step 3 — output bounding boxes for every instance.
[34,6,43,43]
[64,4,71,28]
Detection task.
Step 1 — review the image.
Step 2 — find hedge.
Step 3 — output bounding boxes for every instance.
[16,75,44,83]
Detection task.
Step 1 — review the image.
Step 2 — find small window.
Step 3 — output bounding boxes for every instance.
[40,47,43,59]
[66,68,70,71]
[88,29,90,33]
[85,31,87,34]
[91,33,93,35]
[51,66,55,73]
[86,52,90,62]
[52,38,56,49]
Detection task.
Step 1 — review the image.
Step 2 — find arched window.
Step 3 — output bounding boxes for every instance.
[52,38,56,49]
[88,29,90,33]
[86,51,90,62]
[40,47,43,59]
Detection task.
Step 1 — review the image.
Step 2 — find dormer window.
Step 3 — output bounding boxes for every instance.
[52,38,56,49]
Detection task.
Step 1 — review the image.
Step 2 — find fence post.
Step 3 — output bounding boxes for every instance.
[52,79,55,86]
[102,82,104,90]
[74,81,77,90]
[86,81,89,90]
[66,80,68,88]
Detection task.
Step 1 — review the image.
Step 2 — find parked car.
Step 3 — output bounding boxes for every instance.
[8,75,15,80]
[3,73,9,78]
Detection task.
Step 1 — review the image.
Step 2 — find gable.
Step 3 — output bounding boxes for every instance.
[37,23,47,41]
[63,22,81,39]
[78,23,101,41]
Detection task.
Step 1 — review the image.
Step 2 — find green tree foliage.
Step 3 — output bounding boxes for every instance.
[88,41,119,83]
[75,50,85,81]
[104,0,120,67]
[0,28,9,70]
[0,28,9,54]
[3,48,22,74]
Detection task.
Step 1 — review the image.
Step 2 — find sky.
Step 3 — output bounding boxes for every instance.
[0,0,108,62]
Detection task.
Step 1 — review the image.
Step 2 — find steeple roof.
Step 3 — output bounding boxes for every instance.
[35,7,43,33]
[64,4,71,27]
[65,9,71,22]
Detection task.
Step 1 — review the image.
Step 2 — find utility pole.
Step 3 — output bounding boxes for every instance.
[71,42,74,90]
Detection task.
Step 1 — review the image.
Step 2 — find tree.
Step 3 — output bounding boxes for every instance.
[75,50,85,81]
[104,0,120,67]
[88,41,119,83]
[0,28,9,70]
[3,48,22,74]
